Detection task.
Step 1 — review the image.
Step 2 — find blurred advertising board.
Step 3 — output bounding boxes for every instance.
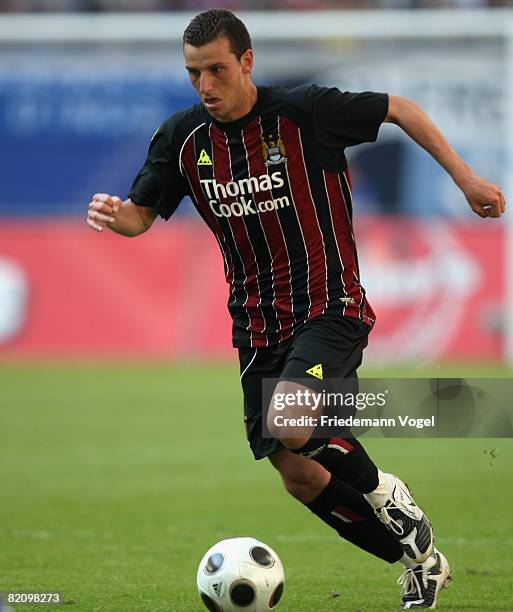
[0,30,507,220]
[0,47,196,217]
[0,218,504,363]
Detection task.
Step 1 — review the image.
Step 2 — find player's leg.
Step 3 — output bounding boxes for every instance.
[268,314,434,564]
[269,448,404,564]
[239,345,403,564]
[268,449,451,608]
[273,407,434,563]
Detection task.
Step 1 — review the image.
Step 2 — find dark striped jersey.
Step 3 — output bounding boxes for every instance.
[129,84,388,348]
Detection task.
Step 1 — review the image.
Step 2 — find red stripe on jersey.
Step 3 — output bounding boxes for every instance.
[340,171,375,325]
[243,118,294,340]
[181,134,235,293]
[323,170,360,319]
[279,117,328,319]
[211,124,266,344]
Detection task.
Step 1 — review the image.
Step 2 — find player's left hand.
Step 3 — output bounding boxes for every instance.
[460,173,506,219]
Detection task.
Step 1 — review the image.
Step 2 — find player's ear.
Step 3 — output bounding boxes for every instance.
[240,48,253,74]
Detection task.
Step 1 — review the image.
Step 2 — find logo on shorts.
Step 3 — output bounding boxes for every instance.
[306,363,323,380]
[262,134,287,166]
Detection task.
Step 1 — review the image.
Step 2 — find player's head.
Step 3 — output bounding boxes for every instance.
[183,9,255,123]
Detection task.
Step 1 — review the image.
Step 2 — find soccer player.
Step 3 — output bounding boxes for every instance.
[86,9,505,609]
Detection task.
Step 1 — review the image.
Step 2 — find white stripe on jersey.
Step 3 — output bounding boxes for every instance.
[178,122,206,176]
[223,130,254,345]
[339,172,365,319]
[257,116,293,341]
[277,116,311,323]
[296,124,329,315]
[322,169,348,316]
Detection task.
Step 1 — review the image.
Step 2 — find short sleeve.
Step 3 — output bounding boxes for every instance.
[128,125,189,221]
[310,86,388,150]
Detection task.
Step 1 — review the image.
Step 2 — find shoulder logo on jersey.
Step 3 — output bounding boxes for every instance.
[197,149,212,166]
[306,363,323,380]
[262,134,287,166]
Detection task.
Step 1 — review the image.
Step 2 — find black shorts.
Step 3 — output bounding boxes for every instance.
[238,312,372,460]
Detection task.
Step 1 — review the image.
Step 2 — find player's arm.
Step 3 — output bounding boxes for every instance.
[87,193,157,237]
[384,95,506,218]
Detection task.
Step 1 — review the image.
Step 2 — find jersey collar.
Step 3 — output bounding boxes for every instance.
[206,86,263,132]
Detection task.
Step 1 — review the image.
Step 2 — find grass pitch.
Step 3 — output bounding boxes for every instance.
[1,362,512,611]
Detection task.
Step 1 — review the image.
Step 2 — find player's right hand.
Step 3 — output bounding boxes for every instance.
[460,174,506,219]
[87,193,122,232]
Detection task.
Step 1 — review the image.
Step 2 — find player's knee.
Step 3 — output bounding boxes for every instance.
[266,409,312,450]
[267,421,309,450]
[267,380,316,446]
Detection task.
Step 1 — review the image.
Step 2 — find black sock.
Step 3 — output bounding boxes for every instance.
[307,475,402,564]
[313,436,379,494]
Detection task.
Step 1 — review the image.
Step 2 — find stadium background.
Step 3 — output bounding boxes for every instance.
[1,3,513,612]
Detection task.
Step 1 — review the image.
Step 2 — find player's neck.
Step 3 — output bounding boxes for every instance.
[239,82,258,117]
[223,82,258,123]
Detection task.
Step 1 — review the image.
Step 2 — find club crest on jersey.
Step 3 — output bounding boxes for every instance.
[262,134,287,166]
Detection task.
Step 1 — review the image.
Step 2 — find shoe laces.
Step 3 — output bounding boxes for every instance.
[378,503,406,536]
[398,567,424,598]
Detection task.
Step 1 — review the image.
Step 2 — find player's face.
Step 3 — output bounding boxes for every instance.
[184,36,254,122]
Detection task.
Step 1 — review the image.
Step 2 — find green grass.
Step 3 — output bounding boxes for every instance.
[1,362,512,611]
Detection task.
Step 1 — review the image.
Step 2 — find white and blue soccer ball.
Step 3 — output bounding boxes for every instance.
[197,537,285,612]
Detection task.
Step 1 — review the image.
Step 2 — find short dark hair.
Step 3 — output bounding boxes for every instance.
[183,9,252,60]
